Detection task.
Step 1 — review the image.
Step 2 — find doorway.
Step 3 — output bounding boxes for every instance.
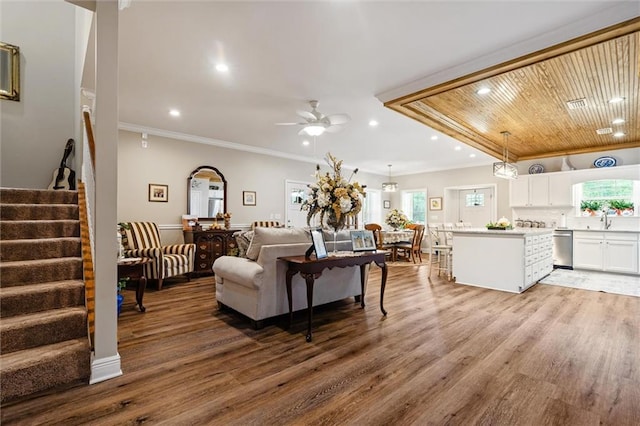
[444,185,496,227]
[285,180,313,228]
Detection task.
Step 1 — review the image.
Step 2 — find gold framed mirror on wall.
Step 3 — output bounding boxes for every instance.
[187,166,227,219]
[0,42,20,101]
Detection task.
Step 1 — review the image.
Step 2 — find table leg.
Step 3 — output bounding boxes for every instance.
[359,264,366,308]
[285,269,296,328]
[377,261,388,316]
[136,275,146,312]
[302,272,315,342]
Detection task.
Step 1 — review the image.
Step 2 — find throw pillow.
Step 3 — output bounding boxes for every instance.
[234,230,254,258]
[245,227,310,261]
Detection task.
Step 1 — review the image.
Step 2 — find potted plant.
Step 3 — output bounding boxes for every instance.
[117,278,128,316]
[580,200,603,216]
[608,199,634,216]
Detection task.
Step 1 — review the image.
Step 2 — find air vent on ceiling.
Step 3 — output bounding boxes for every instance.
[566,98,587,109]
[596,127,613,135]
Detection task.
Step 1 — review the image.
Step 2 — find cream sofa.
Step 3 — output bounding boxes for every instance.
[213,227,366,327]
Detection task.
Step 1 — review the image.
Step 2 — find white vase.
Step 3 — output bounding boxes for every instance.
[561,156,573,171]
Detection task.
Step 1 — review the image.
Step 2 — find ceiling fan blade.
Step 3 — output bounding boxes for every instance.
[325,124,344,133]
[296,110,316,121]
[326,113,350,125]
[275,122,305,126]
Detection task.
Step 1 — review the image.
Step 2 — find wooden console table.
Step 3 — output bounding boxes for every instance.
[117,258,151,313]
[279,251,388,342]
[184,229,239,275]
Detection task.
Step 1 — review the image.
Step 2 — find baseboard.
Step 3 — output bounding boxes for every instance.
[89,353,122,384]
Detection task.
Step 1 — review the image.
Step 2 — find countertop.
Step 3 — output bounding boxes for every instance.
[452,228,553,236]
[570,228,640,233]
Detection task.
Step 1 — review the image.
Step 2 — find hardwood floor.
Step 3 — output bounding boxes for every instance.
[2,265,639,425]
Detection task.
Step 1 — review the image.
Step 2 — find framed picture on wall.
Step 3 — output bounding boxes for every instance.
[243,191,256,206]
[149,184,168,202]
[383,200,391,209]
[429,197,442,211]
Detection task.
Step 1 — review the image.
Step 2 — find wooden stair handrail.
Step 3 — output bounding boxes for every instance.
[83,109,96,170]
[77,182,96,347]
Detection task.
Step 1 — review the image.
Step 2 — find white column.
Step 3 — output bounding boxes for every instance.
[90,0,121,383]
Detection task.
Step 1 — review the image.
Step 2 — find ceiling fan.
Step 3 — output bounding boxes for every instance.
[276,100,350,136]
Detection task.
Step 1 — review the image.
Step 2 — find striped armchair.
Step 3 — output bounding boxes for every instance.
[251,221,282,230]
[123,222,195,290]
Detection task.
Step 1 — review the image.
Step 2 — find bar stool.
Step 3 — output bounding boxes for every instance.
[427,224,453,280]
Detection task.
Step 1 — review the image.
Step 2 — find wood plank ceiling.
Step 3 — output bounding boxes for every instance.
[386,18,640,162]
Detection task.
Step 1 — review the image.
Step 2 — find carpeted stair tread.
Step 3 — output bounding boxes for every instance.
[0,338,90,403]
[1,220,80,240]
[0,280,85,318]
[1,203,79,221]
[0,237,82,262]
[0,257,83,287]
[1,307,87,353]
[0,188,78,205]
[0,187,90,404]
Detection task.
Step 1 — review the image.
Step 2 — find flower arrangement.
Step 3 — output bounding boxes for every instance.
[301,153,366,230]
[486,216,512,230]
[385,209,409,230]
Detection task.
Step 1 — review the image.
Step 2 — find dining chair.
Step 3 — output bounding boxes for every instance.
[395,224,425,263]
[427,223,453,280]
[364,223,395,260]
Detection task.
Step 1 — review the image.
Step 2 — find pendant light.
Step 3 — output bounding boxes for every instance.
[382,164,398,192]
[493,131,517,179]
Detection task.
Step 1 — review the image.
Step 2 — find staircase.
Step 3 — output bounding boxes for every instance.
[0,188,91,404]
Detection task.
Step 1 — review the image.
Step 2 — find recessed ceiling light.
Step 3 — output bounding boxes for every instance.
[215,63,229,72]
[613,132,625,137]
[454,146,462,151]
[430,135,438,141]
[169,109,181,117]
[369,120,378,127]
[612,118,625,124]
[476,87,491,95]
[469,153,476,158]
[608,97,624,104]
[302,140,310,146]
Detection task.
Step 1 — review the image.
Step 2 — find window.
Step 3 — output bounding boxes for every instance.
[576,179,638,216]
[465,193,485,207]
[401,189,427,224]
[363,188,382,225]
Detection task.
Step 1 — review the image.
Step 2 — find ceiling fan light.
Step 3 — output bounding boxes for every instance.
[302,125,325,136]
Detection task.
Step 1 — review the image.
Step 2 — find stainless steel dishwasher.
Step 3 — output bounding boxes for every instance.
[552,229,573,269]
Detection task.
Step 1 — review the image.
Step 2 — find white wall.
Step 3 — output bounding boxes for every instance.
[0,0,79,189]
[394,165,511,223]
[117,130,385,244]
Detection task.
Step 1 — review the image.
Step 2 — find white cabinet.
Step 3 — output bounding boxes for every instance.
[453,230,553,293]
[509,173,573,207]
[509,176,531,207]
[573,231,639,274]
[548,173,573,206]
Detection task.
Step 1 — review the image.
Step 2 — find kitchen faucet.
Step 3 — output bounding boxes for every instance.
[601,210,612,229]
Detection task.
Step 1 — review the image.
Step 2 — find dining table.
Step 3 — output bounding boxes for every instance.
[381,229,415,261]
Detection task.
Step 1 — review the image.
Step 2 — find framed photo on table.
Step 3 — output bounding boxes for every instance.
[148,184,168,202]
[350,230,376,252]
[310,228,328,259]
[429,197,442,211]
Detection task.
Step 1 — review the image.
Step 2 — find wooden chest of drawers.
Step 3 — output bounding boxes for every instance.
[184,229,239,275]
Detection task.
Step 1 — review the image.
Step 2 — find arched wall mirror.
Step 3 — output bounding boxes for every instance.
[187,166,227,219]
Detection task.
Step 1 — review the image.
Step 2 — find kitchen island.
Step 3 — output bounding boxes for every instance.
[452,228,553,293]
